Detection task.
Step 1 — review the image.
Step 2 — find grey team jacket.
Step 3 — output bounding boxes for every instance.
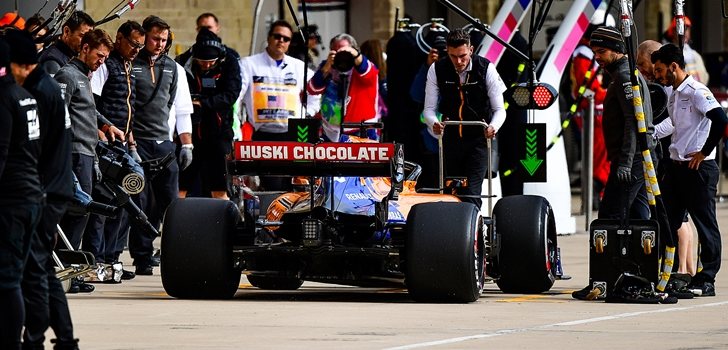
[54,58,113,157]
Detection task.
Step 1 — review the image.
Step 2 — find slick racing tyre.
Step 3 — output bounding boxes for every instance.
[161,198,241,299]
[493,195,557,293]
[405,202,484,303]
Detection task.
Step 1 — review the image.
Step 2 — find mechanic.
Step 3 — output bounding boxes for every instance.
[176,12,245,142]
[86,20,146,279]
[37,11,94,77]
[177,27,241,199]
[238,19,316,191]
[55,29,124,292]
[307,32,379,142]
[130,16,191,275]
[652,43,727,297]
[0,37,43,350]
[23,14,48,53]
[572,26,654,300]
[637,39,696,278]
[590,26,653,221]
[422,28,507,209]
[2,29,80,350]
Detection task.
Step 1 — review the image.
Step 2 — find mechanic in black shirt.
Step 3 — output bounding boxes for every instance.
[589,26,653,220]
[37,11,94,77]
[3,29,80,350]
[0,38,44,350]
[177,27,241,199]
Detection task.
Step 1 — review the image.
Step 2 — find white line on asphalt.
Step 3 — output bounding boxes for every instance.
[382,301,728,350]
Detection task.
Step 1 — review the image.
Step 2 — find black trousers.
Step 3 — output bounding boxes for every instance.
[442,134,496,209]
[0,202,41,350]
[83,204,129,263]
[60,153,95,250]
[129,140,178,266]
[663,159,722,283]
[22,202,75,347]
[598,157,650,220]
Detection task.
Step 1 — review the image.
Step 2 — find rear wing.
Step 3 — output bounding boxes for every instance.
[229,141,405,180]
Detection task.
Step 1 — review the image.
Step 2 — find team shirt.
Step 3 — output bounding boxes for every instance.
[654,75,722,161]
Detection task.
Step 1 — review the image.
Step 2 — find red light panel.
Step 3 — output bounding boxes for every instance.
[533,85,553,108]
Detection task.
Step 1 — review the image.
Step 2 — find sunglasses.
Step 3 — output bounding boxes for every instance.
[125,35,145,50]
[271,33,292,43]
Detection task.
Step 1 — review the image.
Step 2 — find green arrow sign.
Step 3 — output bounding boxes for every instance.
[297,125,309,142]
[288,119,321,143]
[520,128,543,176]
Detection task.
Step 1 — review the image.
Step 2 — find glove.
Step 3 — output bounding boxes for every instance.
[616,165,632,184]
[93,159,102,182]
[179,144,194,171]
[129,148,142,163]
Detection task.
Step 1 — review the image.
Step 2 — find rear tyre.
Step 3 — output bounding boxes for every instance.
[493,195,556,293]
[247,275,303,290]
[161,198,241,299]
[406,202,484,303]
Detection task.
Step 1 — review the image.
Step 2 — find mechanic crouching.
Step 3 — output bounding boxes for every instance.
[177,28,242,199]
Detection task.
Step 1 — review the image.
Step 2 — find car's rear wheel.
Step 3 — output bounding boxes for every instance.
[161,198,241,299]
[405,202,484,303]
[493,195,556,293]
[247,275,303,290]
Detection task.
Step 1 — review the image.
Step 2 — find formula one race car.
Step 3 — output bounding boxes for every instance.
[160,135,563,302]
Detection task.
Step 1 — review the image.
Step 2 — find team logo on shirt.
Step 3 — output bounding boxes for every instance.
[20,98,40,141]
[623,82,633,99]
[284,72,297,86]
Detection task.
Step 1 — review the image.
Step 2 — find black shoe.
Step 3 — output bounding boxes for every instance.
[22,341,45,350]
[51,338,80,350]
[689,281,716,297]
[150,254,161,267]
[121,269,136,280]
[666,273,694,299]
[572,285,601,300]
[68,280,95,293]
[135,265,153,276]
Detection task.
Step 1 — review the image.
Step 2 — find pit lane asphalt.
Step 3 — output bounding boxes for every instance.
[55,192,728,350]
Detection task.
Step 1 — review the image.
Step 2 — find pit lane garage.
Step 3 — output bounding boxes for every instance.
[160,137,563,303]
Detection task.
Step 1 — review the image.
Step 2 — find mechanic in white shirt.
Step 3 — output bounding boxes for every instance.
[652,43,728,296]
[422,28,506,209]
